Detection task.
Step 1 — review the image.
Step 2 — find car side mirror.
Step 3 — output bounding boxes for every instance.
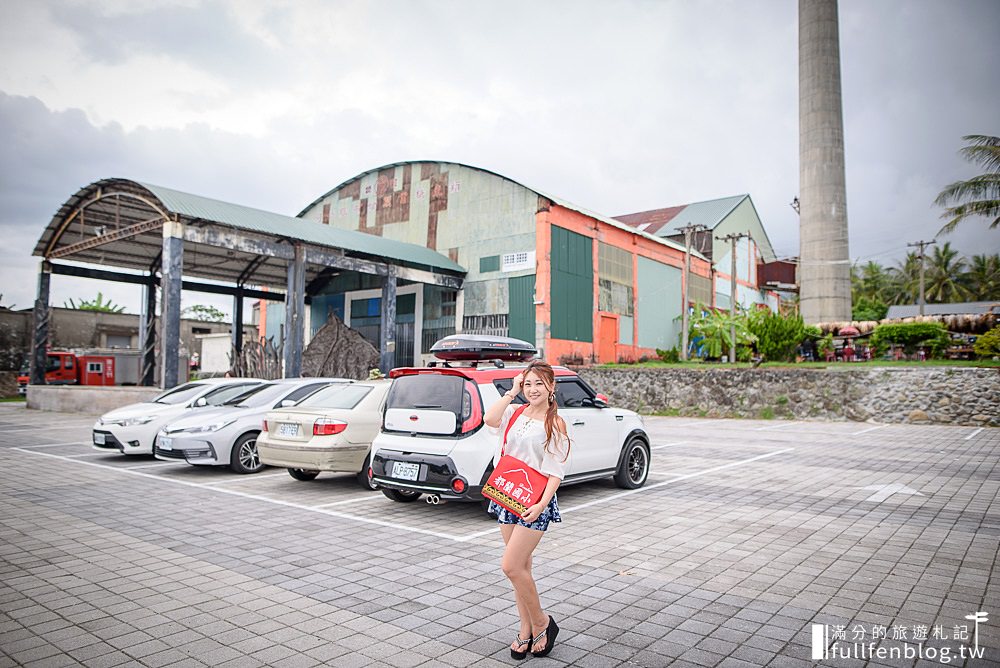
[280,399,296,408]
[596,393,609,404]
[194,397,208,407]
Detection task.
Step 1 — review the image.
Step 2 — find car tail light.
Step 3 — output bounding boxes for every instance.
[451,477,466,494]
[262,419,268,431]
[314,418,347,436]
[459,380,483,434]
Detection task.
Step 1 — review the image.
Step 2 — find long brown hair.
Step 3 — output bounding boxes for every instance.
[523,361,571,460]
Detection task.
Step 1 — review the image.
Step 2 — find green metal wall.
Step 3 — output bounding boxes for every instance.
[637,256,681,349]
[508,275,536,344]
[550,226,593,341]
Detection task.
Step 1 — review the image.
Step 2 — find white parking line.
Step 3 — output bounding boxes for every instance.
[16,441,92,448]
[13,448,461,542]
[64,453,112,458]
[965,427,984,440]
[312,495,384,508]
[458,448,795,541]
[755,422,802,431]
[851,424,887,436]
[123,462,185,470]
[650,441,687,450]
[199,472,291,485]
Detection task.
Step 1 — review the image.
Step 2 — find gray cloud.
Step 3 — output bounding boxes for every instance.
[1,0,997,314]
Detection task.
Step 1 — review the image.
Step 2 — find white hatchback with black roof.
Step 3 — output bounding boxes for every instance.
[368,335,651,509]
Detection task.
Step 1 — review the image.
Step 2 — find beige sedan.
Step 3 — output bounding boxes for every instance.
[257,380,390,487]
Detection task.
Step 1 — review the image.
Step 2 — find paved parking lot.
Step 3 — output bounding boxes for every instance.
[0,404,996,667]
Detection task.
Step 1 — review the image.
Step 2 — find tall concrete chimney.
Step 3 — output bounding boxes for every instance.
[799,0,852,324]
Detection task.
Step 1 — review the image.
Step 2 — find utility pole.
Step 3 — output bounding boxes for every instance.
[907,240,935,315]
[679,223,707,361]
[717,232,749,363]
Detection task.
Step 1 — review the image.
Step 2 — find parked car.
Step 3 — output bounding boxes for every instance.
[92,378,264,455]
[257,379,391,487]
[369,335,650,508]
[154,378,350,473]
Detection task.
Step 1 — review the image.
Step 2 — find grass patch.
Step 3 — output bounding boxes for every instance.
[759,407,775,419]
[653,407,683,417]
[775,395,789,405]
[0,396,26,402]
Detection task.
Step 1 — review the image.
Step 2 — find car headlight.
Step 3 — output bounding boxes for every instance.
[179,419,236,434]
[103,416,156,427]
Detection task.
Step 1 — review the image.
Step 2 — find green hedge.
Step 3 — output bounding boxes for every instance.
[871,322,951,356]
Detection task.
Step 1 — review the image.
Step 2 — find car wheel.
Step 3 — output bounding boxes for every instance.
[356,454,378,490]
[288,468,320,481]
[229,433,263,474]
[382,488,421,503]
[613,438,650,489]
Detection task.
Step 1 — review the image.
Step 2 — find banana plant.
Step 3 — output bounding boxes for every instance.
[688,303,756,360]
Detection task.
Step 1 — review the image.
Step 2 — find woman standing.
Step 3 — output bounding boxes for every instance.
[483,360,571,660]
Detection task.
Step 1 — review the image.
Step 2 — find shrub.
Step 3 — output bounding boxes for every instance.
[656,348,680,363]
[973,325,1000,357]
[852,296,888,321]
[747,309,806,362]
[871,322,951,357]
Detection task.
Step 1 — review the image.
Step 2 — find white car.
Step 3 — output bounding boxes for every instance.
[369,335,650,507]
[154,378,350,473]
[257,379,391,487]
[92,378,264,455]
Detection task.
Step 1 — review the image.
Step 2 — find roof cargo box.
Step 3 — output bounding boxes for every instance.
[430,334,537,362]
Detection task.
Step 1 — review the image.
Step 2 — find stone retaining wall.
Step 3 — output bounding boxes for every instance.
[27,385,161,414]
[578,367,999,426]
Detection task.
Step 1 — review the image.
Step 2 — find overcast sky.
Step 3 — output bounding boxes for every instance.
[1,0,997,318]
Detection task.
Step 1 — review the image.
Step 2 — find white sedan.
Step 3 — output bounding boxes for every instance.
[155,378,350,473]
[92,378,263,455]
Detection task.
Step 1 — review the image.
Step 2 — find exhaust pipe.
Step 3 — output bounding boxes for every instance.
[426,494,441,505]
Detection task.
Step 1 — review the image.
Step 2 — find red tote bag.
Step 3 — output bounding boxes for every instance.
[482,404,549,516]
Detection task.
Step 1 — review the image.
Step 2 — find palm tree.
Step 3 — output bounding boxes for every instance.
[851,261,891,302]
[963,253,1000,300]
[924,242,971,303]
[936,134,1000,233]
[886,253,921,304]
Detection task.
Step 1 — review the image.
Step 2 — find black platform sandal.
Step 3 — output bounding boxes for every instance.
[510,635,531,660]
[531,615,559,658]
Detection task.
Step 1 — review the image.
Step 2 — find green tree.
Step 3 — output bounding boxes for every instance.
[182,304,227,322]
[935,134,1000,233]
[924,242,971,303]
[746,309,805,362]
[851,261,891,302]
[963,253,1000,300]
[885,252,921,305]
[852,296,888,321]
[63,292,125,313]
[688,304,756,360]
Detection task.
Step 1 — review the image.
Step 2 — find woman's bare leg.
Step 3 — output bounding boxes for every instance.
[501,525,548,652]
[500,524,533,650]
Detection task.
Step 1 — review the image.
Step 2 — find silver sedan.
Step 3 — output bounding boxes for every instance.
[154,378,350,473]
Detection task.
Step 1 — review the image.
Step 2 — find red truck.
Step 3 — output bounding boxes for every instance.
[18,350,142,395]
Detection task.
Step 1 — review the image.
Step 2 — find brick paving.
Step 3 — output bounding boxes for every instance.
[0,404,996,667]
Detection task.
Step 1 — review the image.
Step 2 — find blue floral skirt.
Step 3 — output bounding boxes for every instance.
[489,495,562,532]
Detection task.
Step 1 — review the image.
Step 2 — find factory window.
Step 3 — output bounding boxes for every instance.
[502,251,535,272]
[598,242,634,316]
[688,274,713,307]
[479,255,500,273]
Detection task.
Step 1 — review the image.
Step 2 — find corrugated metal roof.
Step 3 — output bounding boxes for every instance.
[139,182,464,273]
[885,302,1000,318]
[616,195,748,236]
[297,160,704,261]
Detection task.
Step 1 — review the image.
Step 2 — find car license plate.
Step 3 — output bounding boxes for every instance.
[278,423,299,437]
[392,461,420,481]
[159,437,172,450]
[93,432,106,445]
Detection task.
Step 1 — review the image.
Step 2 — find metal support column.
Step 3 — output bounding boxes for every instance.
[283,244,306,377]
[160,220,184,388]
[380,269,397,373]
[232,287,244,362]
[29,261,51,386]
[140,278,157,386]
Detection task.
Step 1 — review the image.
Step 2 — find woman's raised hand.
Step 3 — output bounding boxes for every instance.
[509,372,525,396]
